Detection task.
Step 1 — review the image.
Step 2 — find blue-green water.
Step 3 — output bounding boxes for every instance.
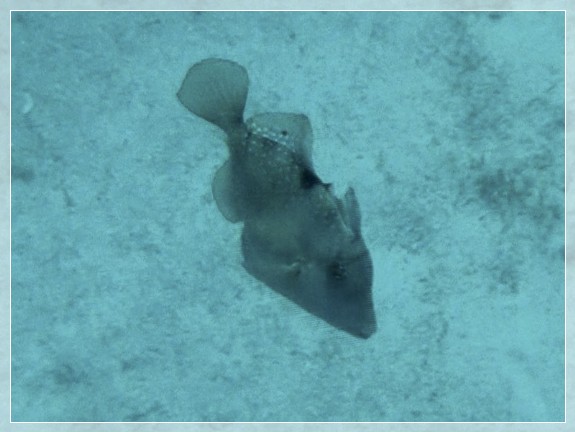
[11,11,564,422]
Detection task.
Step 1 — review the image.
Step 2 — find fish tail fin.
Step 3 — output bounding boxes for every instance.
[177,58,248,136]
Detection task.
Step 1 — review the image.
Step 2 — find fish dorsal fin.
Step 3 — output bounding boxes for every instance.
[177,58,248,136]
[246,113,314,168]
[339,187,363,237]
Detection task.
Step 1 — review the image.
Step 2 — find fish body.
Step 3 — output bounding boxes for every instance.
[177,58,376,338]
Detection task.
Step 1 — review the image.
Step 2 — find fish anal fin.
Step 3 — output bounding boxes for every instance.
[212,159,243,223]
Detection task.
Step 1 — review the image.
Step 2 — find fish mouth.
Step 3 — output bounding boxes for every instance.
[357,325,376,339]
[346,319,377,339]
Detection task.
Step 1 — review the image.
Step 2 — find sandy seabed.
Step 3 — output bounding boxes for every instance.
[10,11,565,422]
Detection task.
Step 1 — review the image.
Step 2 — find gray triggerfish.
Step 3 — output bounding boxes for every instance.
[177,58,376,339]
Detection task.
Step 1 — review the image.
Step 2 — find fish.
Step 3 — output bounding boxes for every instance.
[177,58,376,339]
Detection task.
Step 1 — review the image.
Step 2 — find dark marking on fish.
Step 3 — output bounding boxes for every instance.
[300,167,323,189]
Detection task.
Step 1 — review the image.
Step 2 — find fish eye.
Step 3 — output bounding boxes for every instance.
[328,261,347,281]
[280,130,288,136]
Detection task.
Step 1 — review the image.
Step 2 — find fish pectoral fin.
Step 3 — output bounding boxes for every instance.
[266,258,307,280]
[241,225,303,286]
[212,159,243,222]
[283,260,304,277]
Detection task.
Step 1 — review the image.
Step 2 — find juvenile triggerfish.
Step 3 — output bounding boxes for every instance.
[177,58,376,339]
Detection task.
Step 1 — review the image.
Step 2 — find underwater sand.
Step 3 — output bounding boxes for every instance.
[11,11,565,422]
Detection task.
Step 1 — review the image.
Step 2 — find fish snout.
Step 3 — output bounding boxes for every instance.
[346,308,377,339]
[356,318,377,339]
